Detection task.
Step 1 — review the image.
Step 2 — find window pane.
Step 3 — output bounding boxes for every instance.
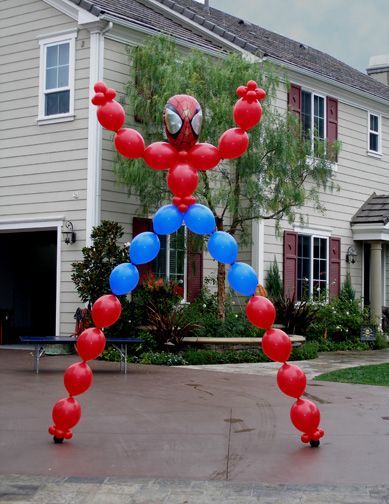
[58,65,69,87]
[46,45,58,68]
[45,90,70,115]
[152,236,167,277]
[297,235,311,300]
[370,133,378,152]
[169,228,185,287]
[301,91,311,140]
[46,67,57,90]
[370,114,378,132]
[58,43,69,65]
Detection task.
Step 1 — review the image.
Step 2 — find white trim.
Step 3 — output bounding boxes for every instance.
[293,224,332,237]
[0,218,63,334]
[351,223,389,242]
[37,30,77,123]
[367,111,382,156]
[251,219,264,283]
[86,30,106,246]
[382,246,386,306]
[41,0,98,24]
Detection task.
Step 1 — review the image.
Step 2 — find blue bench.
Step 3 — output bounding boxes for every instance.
[19,336,142,374]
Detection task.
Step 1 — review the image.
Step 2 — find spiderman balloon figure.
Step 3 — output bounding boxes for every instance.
[47,79,325,448]
[91,80,265,211]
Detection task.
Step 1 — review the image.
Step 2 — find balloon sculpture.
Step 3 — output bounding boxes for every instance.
[48,79,324,447]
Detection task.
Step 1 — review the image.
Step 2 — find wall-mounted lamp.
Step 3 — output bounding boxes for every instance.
[346,245,357,264]
[62,221,76,244]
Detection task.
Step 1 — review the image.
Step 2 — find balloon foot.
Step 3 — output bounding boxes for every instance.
[53,436,64,444]
[309,439,320,448]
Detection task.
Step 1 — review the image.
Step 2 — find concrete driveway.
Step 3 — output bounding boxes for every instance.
[1,348,388,484]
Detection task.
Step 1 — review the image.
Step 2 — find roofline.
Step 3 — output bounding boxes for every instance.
[100,13,227,58]
[140,0,257,57]
[146,0,389,106]
[272,57,389,107]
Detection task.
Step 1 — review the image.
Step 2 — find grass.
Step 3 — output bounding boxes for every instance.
[315,363,389,386]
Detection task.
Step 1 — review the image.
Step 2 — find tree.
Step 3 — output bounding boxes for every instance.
[71,221,131,337]
[114,36,338,319]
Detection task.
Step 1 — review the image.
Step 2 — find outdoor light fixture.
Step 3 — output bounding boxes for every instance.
[346,245,357,264]
[62,221,76,244]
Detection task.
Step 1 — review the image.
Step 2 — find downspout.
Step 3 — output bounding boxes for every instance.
[86,21,113,246]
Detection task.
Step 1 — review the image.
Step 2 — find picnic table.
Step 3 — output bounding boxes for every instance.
[19,336,141,374]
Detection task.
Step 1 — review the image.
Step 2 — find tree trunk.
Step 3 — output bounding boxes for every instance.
[217,262,226,321]
[215,216,226,320]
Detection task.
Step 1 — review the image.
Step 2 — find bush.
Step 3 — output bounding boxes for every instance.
[308,295,368,343]
[71,221,132,338]
[265,258,283,303]
[275,295,318,335]
[129,273,182,329]
[138,351,187,366]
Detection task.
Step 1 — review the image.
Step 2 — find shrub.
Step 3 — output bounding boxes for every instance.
[265,258,283,303]
[147,303,199,349]
[308,295,368,343]
[275,295,318,336]
[71,221,131,338]
[129,273,183,329]
[138,351,187,366]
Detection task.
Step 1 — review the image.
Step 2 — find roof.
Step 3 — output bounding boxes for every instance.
[71,0,389,102]
[351,194,389,226]
[70,0,224,53]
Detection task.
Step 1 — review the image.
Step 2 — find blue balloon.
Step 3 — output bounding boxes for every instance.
[153,205,183,235]
[184,204,216,235]
[208,231,238,264]
[228,262,258,296]
[110,263,139,295]
[130,232,160,265]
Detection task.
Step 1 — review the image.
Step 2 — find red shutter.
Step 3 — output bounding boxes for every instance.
[283,231,298,300]
[288,84,301,116]
[326,96,338,161]
[132,217,153,281]
[187,231,203,302]
[329,237,341,299]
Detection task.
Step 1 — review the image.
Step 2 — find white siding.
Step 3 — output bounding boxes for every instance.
[0,0,91,334]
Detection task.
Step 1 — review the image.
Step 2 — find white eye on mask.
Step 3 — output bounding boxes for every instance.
[165,106,183,135]
[191,109,203,135]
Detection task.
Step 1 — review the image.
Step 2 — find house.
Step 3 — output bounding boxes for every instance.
[0,0,388,343]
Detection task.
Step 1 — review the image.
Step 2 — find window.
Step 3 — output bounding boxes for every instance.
[297,235,328,301]
[283,231,340,301]
[301,91,325,156]
[38,31,77,123]
[368,112,381,154]
[288,85,338,160]
[152,227,187,299]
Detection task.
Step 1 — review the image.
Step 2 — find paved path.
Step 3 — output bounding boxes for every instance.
[183,349,389,379]
[1,348,389,503]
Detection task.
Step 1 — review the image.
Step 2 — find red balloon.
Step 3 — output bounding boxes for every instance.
[233,99,262,130]
[277,363,307,398]
[218,128,249,159]
[52,397,81,431]
[290,398,320,435]
[64,362,93,396]
[188,143,220,170]
[246,295,276,329]
[114,128,145,159]
[76,327,106,361]
[97,101,125,132]
[144,142,177,170]
[262,328,292,362]
[94,81,108,94]
[92,294,122,328]
[167,163,199,197]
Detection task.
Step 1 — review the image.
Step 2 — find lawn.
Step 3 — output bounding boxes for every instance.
[314,363,389,386]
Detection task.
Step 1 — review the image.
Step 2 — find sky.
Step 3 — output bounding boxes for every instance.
[198,0,389,73]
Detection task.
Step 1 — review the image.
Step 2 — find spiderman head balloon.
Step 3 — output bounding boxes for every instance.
[163,94,202,151]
